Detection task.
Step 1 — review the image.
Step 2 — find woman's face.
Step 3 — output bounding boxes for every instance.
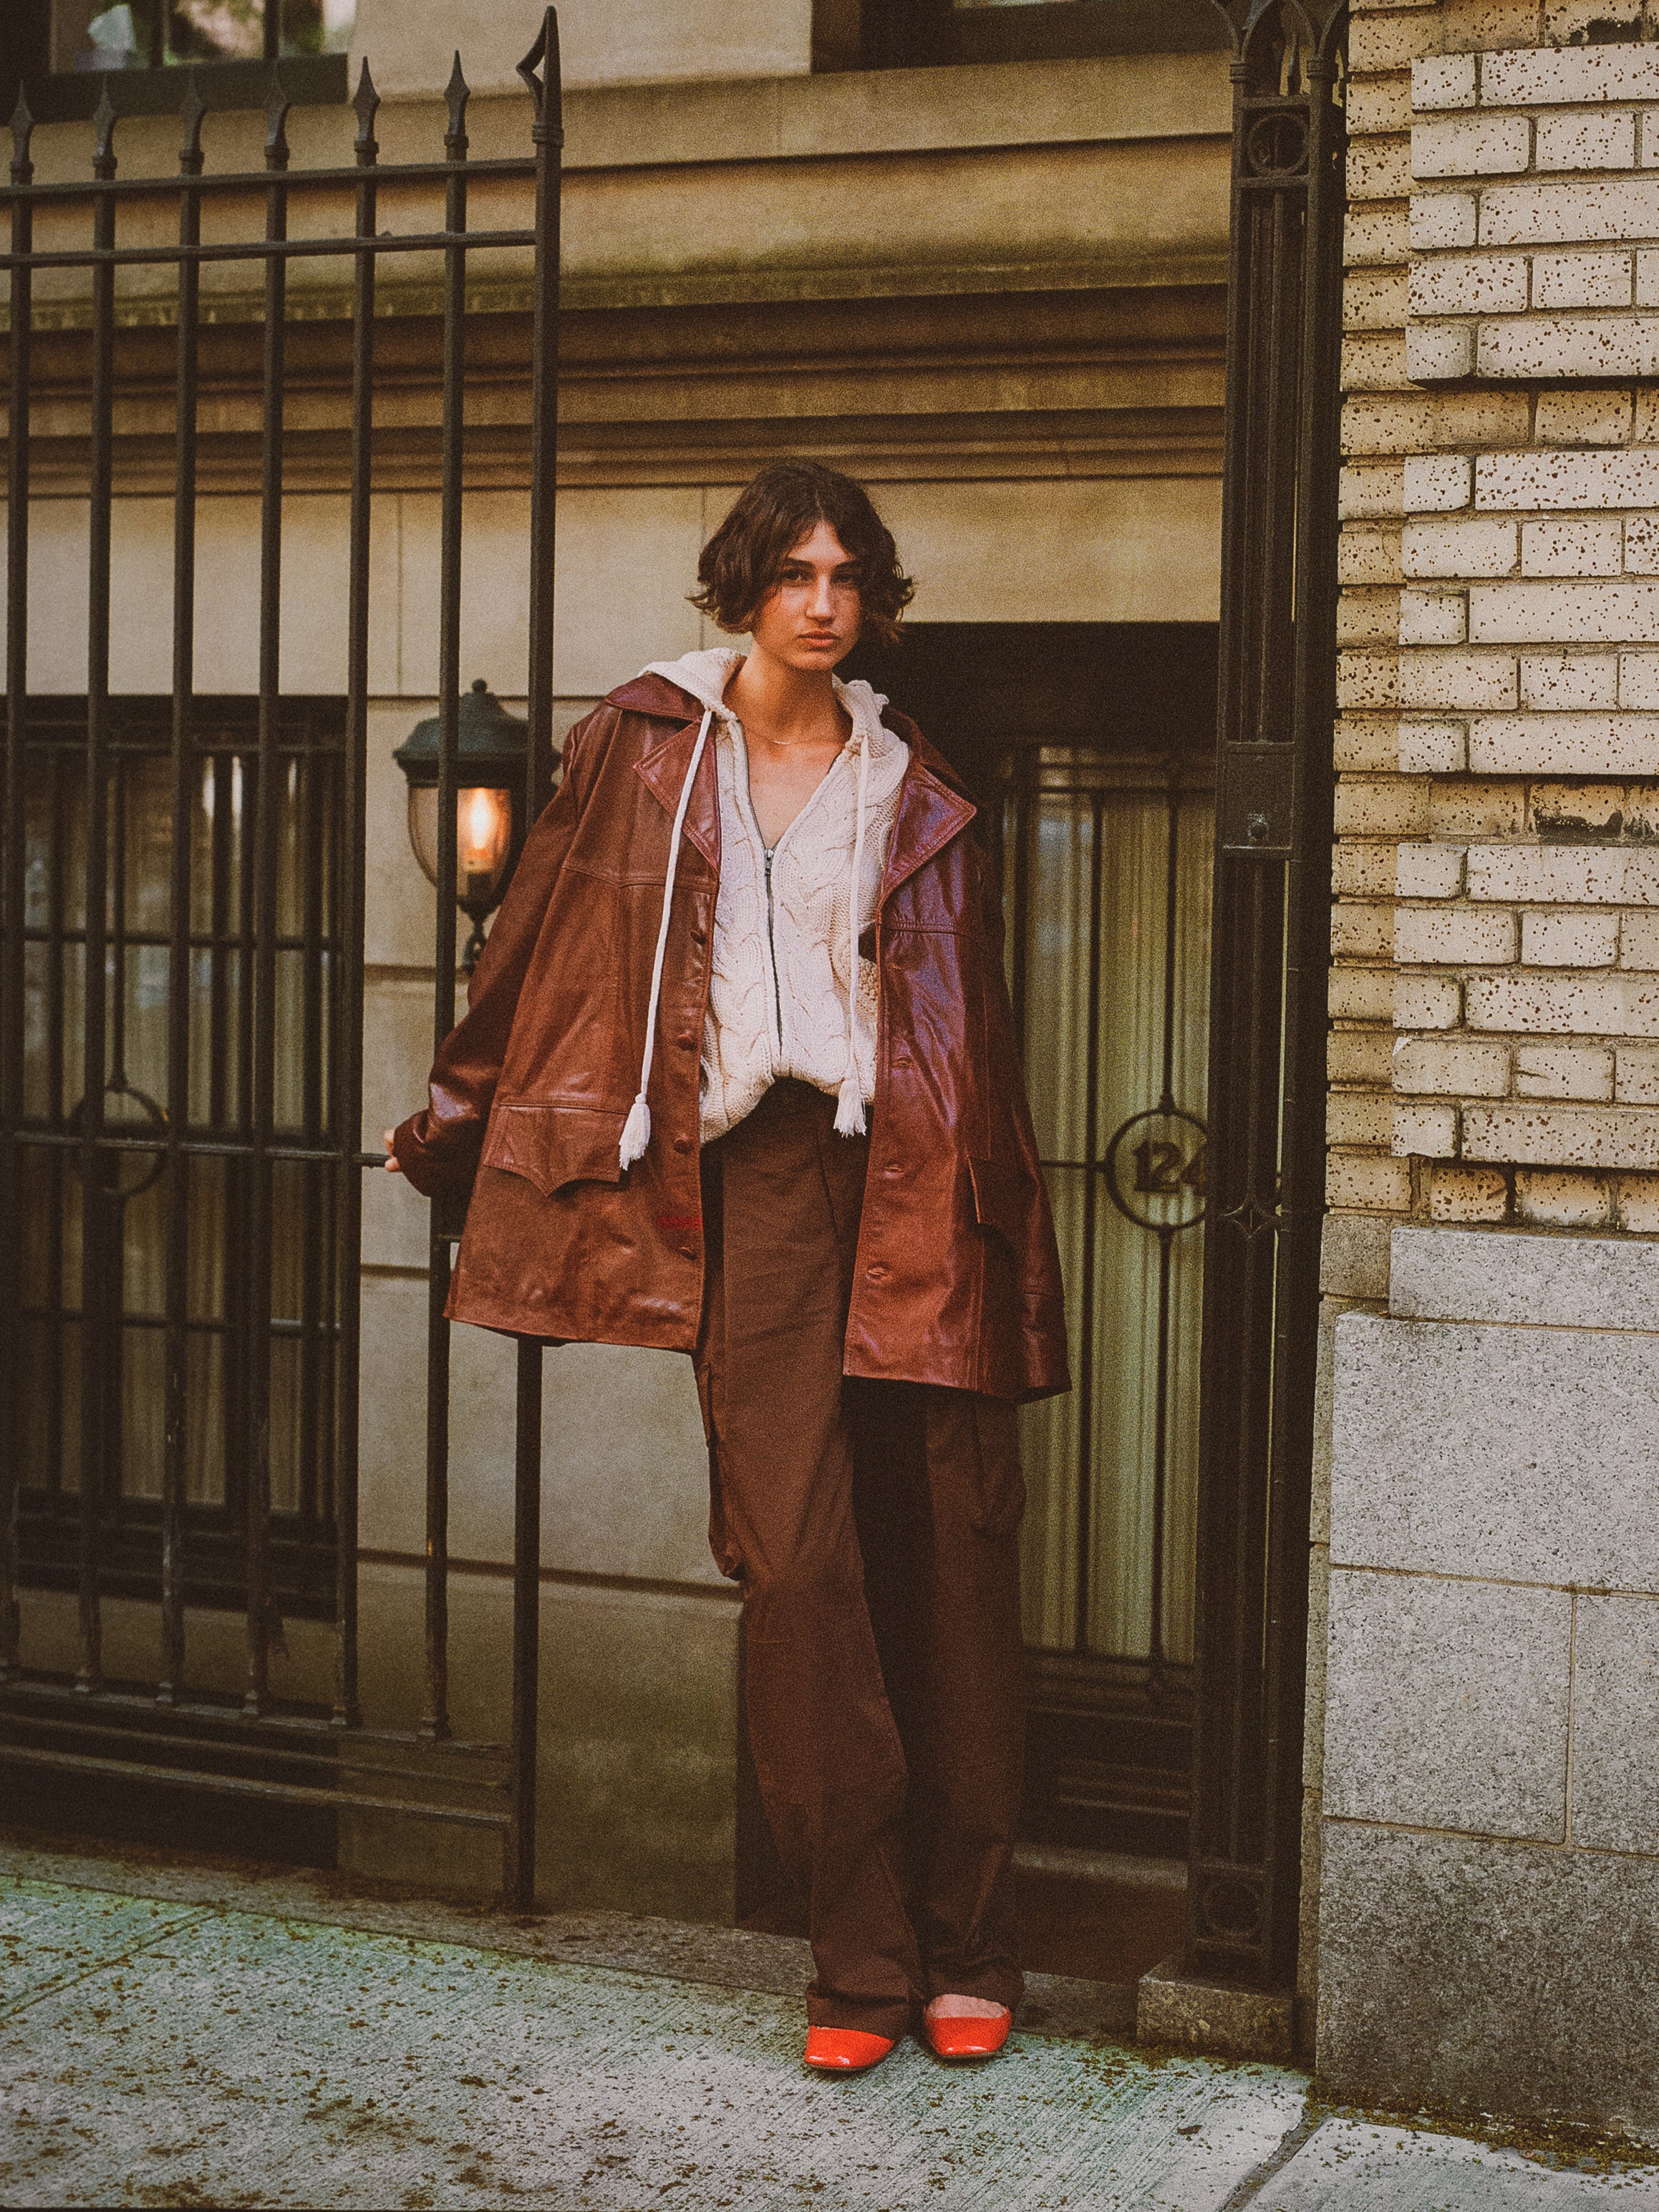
[748,520,862,671]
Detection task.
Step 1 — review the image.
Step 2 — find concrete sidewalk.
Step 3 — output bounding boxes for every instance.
[0,1844,1654,2210]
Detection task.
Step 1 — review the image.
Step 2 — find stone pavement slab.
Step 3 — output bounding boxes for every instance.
[0,1874,1302,2210]
[1,1863,1657,2211]
[1252,2117,1659,2208]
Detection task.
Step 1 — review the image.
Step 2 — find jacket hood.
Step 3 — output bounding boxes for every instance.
[636,647,906,769]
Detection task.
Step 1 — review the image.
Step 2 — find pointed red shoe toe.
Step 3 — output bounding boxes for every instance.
[924,2006,1012,2060]
[803,2026,897,2072]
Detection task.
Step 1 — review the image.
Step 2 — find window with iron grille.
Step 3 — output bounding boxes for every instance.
[18,695,347,1621]
[3,0,352,122]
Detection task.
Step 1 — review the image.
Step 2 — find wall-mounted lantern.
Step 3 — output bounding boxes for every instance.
[394,679,530,972]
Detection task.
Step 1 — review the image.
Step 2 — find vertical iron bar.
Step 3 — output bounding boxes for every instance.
[1072,791,1104,1655]
[1,86,35,1672]
[1,97,34,1682]
[77,90,120,1696]
[508,1338,543,1908]
[159,82,205,1703]
[244,74,290,1714]
[334,62,379,1732]
[507,4,564,1904]
[420,54,472,1746]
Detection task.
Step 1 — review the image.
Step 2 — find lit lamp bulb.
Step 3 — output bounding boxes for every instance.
[458,784,511,899]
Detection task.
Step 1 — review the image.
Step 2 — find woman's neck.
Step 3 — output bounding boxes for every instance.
[722,647,848,747]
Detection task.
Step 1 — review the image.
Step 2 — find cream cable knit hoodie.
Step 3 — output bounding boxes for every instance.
[637,647,911,1149]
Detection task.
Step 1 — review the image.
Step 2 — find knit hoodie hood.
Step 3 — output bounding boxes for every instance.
[613,648,908,1167]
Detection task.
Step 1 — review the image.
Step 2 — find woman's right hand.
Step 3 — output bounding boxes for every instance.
[382,1129,403,1174]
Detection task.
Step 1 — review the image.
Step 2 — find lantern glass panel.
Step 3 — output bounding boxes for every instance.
[407,783,513,909]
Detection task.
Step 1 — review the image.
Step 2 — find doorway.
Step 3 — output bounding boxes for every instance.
[848,621,1219,1863]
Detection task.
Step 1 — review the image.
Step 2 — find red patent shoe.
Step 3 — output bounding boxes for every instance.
[923,2004,1012,2060]
[803,2025,897,2073]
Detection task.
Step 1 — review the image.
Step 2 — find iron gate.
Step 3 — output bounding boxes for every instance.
[1189,0,1347,1988]
[0,10,565,1907]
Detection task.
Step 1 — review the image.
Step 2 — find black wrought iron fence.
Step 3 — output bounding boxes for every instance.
[0,10,565,1908]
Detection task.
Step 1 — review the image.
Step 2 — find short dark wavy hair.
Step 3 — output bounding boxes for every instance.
[691,460,915,647]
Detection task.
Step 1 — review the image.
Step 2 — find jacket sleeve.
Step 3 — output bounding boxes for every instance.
[390,708,608,1196]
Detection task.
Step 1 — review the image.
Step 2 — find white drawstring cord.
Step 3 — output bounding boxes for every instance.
[835,728,871,1138]
[619,707,714,1171]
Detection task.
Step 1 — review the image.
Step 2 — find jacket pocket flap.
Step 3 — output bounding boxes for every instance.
[968,1156,1028,1250]
[483,1103,627,1197]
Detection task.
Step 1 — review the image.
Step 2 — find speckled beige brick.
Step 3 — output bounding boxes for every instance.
[1404,454,1474,513]
[1534,388,1635,446]
[1340,651,1402,709]
[1428,1163,1511,1220]
[1517,653,1618,710]
[1393,1101,1461,1155]
[1354,12,1445,74]
[1327,1150,1415,1209]
[1338,716,1407,771]
[1519,516,1622,576]
[1625,515,1659,574]
[1622,911,1659,970]
[1615,1172,1659,1229]
[1332,1091,1399,1146]
[1345,333,1413,391]
[1398,718,1469,772]
[1617,1044,1659,1103]
[1534,110,1637,174]
[1515,1042,1615,1098]
[1515,1169,1615,1226]
[1396,841,1466,897]
[1345,391,1531,455]
[1352,135,1416,201]
[1428,780,1527,837]
[1331,967,1401,1022]
[1396,906,1519,963]
[1348,201,1412,266]
[1335,842,1401,898]
[1521,909,1621,966]
[1467,970,1659,1034]
[1340,526,1405,585]
[1342,590,1404,647]
[1394,1032,1513,1093]
[1413,54,1477,110]
[1464,1101,1659,1167]
[1400,591,1469,645]
[1335,902,1398,959]
[1338,778,1433,837]
[1396,972,1466,1028]
[1351,74,1416,135]
[1332,1028,1398,1084]
[1399,648,1518,710]
[1342,461,1408,518]
[1411,187,1479,251]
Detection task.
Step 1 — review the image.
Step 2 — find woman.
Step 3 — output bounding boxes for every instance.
[387,460,1069,2073]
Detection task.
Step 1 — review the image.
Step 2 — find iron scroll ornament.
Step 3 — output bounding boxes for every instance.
[1103,1107,1208,1234]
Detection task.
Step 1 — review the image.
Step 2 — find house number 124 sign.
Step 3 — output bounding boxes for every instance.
[1105,1107,1208,1232]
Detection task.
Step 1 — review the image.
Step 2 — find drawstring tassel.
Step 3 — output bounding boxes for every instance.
[834,1068,866,1138]
[619,1093,652,1169]
[836,728,872,1139]
[619,707,715,1172]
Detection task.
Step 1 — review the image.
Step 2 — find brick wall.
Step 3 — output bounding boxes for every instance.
[1336,3,1659,1259]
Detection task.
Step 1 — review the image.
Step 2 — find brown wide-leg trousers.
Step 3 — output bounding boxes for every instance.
[695,1078,1027,2039]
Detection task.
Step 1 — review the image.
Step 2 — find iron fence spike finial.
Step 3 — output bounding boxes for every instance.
[179,71,207,175]
[8,84,33,183]
[93,77,118,176]
[352,56,380,155]
[265,63,291,170]
[445,51,470,150]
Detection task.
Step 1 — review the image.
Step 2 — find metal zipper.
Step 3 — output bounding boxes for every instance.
[763,844,783,1055]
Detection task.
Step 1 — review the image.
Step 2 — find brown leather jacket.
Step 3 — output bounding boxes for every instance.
[392,671,1070,1404]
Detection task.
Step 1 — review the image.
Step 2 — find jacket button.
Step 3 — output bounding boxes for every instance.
[679,1245,697,1260]
[677,1032,697,1051]
[673,1136,692,1154]
[881,1161,901,1177]
[866,1262,887,1282]
[691,928,707,946]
